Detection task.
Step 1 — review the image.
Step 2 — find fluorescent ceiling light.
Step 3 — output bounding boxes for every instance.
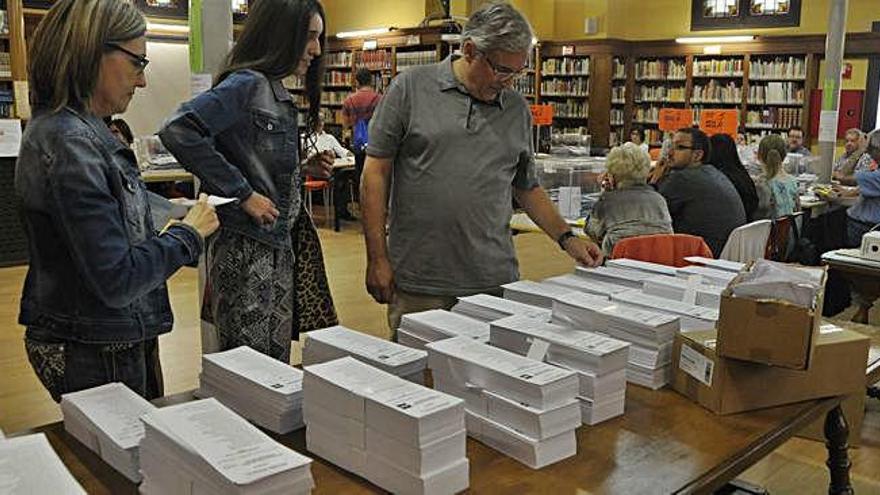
[336,27,392,39]
[147,22,189,34]
[675,35,755,44]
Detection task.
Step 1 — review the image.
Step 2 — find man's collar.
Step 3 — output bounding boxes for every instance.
[440,55,505,109]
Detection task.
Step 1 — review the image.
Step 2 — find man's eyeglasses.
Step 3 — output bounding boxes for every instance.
[673,144,694,151]
[105,43,149,72]
[479,51,528,81]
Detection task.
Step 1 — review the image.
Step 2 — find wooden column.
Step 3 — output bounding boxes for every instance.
[8,0,29,119]
[589,53,612,148]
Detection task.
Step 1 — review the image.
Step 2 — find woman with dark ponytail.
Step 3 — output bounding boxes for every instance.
[753,134,800,219]
[160,0,338,362]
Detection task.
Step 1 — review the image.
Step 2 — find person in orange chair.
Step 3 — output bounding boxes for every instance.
[587,143,672,256]
[658,128,746,257]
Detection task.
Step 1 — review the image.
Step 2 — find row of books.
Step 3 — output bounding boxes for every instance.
[541,78,589,96]
[541,57,590,76]
[547,100,589,119]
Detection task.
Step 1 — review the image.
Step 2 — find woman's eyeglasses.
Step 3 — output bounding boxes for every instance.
[105,43,150,72]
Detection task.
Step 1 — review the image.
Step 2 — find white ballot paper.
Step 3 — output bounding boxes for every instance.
[62,382,155,450]
[141,398,312,486]
[304,325,427,378]
[204,346,302,395]
[0,434,86,494]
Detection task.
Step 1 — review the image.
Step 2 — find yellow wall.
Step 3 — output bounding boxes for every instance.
[322,0,426,35]
[818,58,871,91]
[321,0,879,41]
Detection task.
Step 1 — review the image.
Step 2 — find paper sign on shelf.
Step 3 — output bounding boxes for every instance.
[818,110,839,142]
[561,45,575,56]
[363,40,378,51]
[530,104,554,126]
[699,109,738,136]
[659,108,693,132]
[13,81,31,120]
[0,119,22,158]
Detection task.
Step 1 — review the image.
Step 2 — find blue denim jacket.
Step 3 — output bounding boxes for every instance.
[15,107,204,344]
[159,70,302,249]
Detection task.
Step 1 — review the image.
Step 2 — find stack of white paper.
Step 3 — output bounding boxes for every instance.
[60,383,155,482]
[426,337,579,468]
[139,399,314,495]
[552,292,681,390]
[606,258,678,276]
[501,280,578,308]
[611,289,718,331]
[676,265,737,287]
[303,325,427,383]
[303,357,468,495]
[542,273,631,299]
[397,309,489,350]
[0,434,86,494]
[574,266,657,288]
[198,346,305,434]
[642,275,723,309]
[683,256,745,272]
[488,315,629,425]
[452,294,551,322]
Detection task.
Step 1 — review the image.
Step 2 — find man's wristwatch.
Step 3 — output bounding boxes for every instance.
[556,230,576,251]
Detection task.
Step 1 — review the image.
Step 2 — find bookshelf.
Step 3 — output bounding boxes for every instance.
[609,56,626,146]
[743,54,809,143]
[538,54,589,134]
[689,55,745,130]
[513,47,537,102]
[633,57,687,146]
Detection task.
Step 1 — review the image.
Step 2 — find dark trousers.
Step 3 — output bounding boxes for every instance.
[24,329,163,402]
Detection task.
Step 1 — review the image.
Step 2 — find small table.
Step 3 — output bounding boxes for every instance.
[822,249,880,324]
[19,327,880,495]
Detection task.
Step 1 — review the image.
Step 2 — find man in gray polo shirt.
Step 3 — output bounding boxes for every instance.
[361,2,603,336]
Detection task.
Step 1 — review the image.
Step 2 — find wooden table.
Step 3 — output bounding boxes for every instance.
[822,249,880,324]
[26,325,879,495]
[140,168,194,183]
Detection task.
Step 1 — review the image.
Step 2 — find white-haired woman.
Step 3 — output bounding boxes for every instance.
[588,143,673,255]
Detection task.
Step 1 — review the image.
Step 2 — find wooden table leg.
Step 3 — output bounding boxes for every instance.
[824,404,854,495]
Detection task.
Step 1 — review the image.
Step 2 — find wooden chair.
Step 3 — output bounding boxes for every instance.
[303,176,332,226]
[611,233,713,267]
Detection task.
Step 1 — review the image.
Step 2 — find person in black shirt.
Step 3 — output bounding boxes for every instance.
[709,133,759,221]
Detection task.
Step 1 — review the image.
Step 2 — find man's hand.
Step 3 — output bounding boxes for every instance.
[241,192,279,226]
[366,256,395,304]
[304,150,334,178]
[563,236,603,267]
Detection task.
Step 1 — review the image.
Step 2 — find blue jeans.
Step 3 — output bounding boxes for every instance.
[24,329,163,402]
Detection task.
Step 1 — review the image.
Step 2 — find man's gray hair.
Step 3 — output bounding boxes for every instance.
[867,128,880,154]
[462,2,534,54]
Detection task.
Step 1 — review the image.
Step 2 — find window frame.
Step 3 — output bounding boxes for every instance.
[691,0,802,31]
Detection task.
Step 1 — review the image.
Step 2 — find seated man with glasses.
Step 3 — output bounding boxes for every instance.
[360,2,603,337]
[657,127,746,257]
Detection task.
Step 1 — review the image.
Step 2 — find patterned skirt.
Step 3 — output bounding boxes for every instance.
[203,210,337,362]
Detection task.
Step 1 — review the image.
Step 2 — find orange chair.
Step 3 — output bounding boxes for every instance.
[303,175,332,226]
[610,233,713,267]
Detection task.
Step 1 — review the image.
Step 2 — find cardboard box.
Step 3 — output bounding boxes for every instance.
[672,324,868,415]
[716,264,826,370]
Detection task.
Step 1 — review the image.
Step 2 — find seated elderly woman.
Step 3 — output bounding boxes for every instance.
[587,142,673,255]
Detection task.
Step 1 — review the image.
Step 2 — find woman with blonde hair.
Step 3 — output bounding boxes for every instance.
[587,143,673,255]
[754,134,800,219]
[16,0,219,400]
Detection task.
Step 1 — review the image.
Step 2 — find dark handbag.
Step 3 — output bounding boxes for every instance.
[292,209,338,337]
[785,213,820,265]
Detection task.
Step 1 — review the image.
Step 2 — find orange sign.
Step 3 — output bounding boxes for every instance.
[658,108,694,132]
[530,104,554,126]
[699,109,739,137]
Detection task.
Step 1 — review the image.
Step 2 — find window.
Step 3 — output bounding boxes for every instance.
[135,0,187,18]
[692,0,800,30]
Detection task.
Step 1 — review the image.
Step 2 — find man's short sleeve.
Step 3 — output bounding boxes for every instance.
[366,76,408,158]
[513,105,539,190]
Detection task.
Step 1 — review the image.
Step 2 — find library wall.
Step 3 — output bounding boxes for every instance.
[322,0,426,36]
[818,58,870,92]
[119,41,191,138]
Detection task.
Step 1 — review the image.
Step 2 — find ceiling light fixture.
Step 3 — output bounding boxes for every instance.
[675,35,755,44]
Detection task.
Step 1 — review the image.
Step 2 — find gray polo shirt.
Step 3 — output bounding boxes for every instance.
[367,55,539,296]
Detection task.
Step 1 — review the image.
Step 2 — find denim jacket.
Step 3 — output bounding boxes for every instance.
[15,107,204,344]
[159,69,302,249]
